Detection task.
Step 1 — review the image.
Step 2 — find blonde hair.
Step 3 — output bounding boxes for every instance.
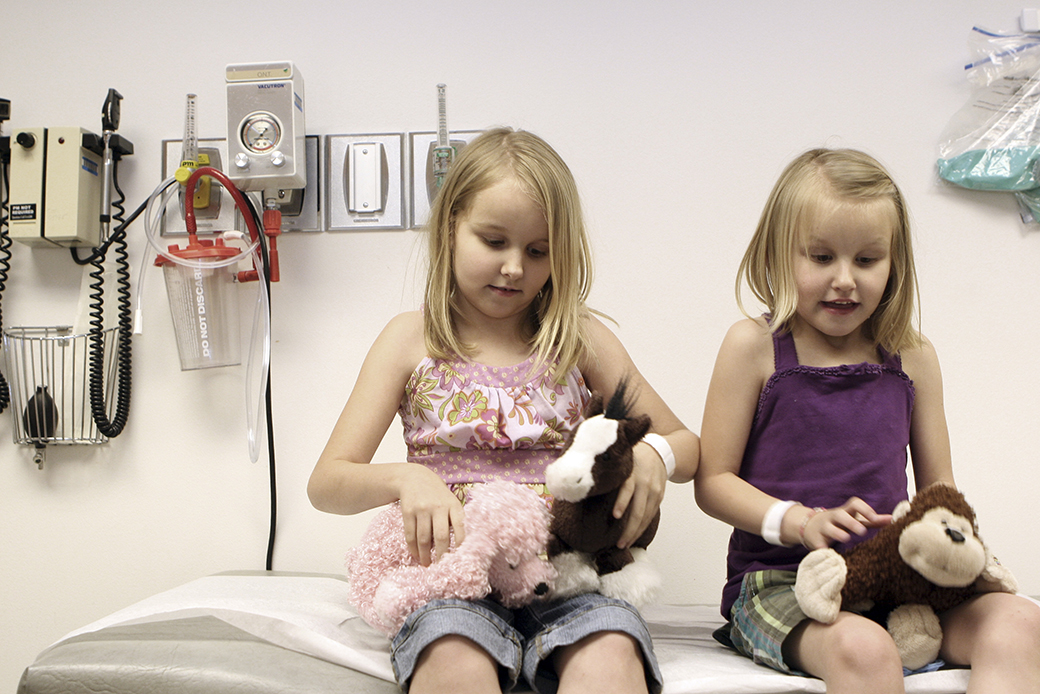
[738,148,921,353]
[424,127,594,375]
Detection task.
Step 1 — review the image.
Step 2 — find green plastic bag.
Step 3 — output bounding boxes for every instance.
[937,146,1040,191]
[937,28,1040,218]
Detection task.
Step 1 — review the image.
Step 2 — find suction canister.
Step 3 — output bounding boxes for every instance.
[155,237,241,370]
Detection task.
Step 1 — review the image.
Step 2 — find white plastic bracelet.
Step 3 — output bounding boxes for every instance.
[641,433,676,480]
[761,500,797,547]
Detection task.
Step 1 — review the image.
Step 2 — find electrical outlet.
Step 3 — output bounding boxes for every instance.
[408,130,481,229]
[161,134,321,235]
[325,133,404,231]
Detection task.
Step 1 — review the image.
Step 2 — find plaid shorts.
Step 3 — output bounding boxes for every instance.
[715,570,808,674]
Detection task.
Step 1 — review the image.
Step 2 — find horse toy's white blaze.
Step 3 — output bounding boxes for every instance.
[545,415,619,502]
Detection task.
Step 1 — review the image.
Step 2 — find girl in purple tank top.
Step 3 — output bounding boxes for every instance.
[695,148,1040,693]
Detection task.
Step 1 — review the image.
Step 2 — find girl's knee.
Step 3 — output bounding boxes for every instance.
[830,620,902,672]
[942,593,1040,665]
[973,595,1040,658]
[554,632,646,691]
[412,636,500,693]
[789,615,902,682]
[421,634,495,668]
[557,631,641,668]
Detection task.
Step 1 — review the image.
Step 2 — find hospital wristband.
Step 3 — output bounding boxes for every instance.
[761,500,798,547]
[641,433,676,480]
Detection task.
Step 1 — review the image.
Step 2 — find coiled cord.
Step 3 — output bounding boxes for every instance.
[0,159,11,414]
[86,161,133,436]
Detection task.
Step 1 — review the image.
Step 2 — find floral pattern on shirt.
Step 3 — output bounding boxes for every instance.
[400,354,590,484]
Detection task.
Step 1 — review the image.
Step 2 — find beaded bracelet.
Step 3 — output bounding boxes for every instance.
[799,507,826,545]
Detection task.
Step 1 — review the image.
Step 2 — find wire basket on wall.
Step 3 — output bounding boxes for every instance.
[2,326,119,462]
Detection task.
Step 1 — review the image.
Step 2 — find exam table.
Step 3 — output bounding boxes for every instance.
[19,571,990,694]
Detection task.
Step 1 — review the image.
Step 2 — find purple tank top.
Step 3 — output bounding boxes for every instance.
[720,328,915,617]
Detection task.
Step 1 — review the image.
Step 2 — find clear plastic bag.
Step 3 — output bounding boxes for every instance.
[937,27,1040,220]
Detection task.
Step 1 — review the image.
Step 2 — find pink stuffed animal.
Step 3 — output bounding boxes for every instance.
[345,480,557,637]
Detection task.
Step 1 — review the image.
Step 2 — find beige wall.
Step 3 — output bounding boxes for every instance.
[2,0,1038,688]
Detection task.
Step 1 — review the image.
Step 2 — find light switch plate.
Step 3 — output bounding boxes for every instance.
[325,133,405,231]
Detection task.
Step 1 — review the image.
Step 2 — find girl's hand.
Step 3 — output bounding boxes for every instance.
[799,497,891,550]
[613,439,668,548]
[397,465,466,566]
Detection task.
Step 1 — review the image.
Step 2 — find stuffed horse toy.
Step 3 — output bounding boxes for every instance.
[545,380,662,607]
[345,480,556,638]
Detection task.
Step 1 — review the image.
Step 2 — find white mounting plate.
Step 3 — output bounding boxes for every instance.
[325,133,405,231]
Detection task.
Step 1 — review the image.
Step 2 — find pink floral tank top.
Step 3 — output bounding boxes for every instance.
[399,354,590,488]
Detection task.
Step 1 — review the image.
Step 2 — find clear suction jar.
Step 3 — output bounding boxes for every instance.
[155,238,241,370]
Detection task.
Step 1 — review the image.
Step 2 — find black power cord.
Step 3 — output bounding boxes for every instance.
[0,132,10,414]
[240,192,279,571]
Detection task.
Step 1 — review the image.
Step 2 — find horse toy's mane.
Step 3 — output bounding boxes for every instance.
[602,379,636,421]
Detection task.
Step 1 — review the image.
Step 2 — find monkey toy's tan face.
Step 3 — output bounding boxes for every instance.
[898,507,986,588]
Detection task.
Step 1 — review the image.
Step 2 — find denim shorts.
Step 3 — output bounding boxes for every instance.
[390,593,662,694]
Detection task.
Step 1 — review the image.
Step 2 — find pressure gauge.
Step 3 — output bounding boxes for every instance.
[226,61,306,190]
[240,113,281,153]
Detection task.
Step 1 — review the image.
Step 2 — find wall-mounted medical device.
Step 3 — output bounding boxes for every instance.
[1,90,135,468]
[318,84,477,230]
[409,130,481,229]
[153,93,267,372]
[7,127,103,247]
[226,61,306,193]
[159,136,322,235]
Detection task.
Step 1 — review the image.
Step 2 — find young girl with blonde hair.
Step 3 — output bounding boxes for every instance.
[310,127,699,694]
[695,148,1040,693]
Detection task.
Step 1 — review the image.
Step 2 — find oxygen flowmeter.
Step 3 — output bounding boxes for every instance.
[225,61,306,192]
